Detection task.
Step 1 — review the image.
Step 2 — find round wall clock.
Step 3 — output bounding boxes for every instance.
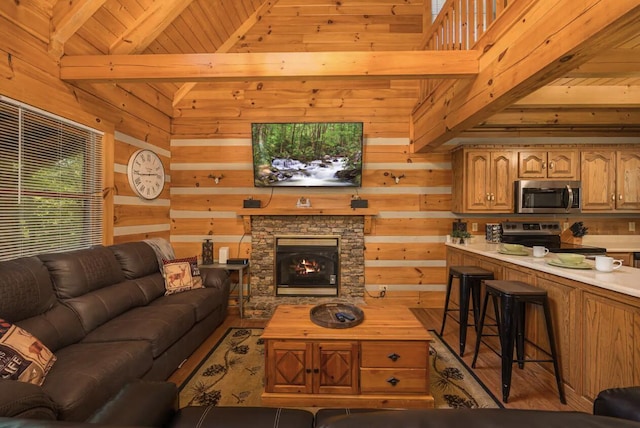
[127,149,165,200]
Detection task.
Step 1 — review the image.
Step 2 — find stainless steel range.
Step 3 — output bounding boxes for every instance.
[500,221,607,255]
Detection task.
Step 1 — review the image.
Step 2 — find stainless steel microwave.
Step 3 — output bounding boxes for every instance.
[514,180,581,214]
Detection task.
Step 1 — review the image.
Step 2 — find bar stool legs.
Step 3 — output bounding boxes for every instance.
[472,280,566,404]
[440,266,494,356]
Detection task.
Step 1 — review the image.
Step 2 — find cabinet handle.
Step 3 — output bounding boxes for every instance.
[306,369,311,374]
[549,161,554,170]
[313,368,319,374]
[542,161,547,170]
[490,193,495,201]
[387,353,400,362]
[386,377,400,386]
[486,193,490,201]
[619,194,623,200]
[611,193,616,201]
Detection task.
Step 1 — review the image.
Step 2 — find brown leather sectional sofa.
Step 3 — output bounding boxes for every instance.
[0,241,230,423]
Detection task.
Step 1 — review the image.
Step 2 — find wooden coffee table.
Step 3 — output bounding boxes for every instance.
[261,304,434,408]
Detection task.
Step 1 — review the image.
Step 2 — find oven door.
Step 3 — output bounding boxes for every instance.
[515,180,581,214]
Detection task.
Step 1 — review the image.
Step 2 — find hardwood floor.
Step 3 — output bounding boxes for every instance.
[168,307,578,412]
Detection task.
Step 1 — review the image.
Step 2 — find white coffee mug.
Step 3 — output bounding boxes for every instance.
[595,256,623,272]
[532,246,549,258]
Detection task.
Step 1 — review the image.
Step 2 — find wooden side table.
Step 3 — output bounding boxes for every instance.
[200,262,250,318]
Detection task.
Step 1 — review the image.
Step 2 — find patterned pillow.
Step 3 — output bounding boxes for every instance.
[0,319,56,386]
[162,256,203,295]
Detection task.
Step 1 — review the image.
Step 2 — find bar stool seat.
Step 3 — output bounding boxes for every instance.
[471,280,566,404]
[440,266,494,356]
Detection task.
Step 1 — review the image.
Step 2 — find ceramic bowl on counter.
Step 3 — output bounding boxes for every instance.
[501,243,525,252]
[556,253,586,265]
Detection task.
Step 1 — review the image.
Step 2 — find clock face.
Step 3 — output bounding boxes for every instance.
[127,149,165,200]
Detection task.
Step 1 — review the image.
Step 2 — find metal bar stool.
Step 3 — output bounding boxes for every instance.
[440,266,494,356]
[471,280,566,404]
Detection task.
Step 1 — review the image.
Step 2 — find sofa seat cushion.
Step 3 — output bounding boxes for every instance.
[82,304,195,357]
[42,341,153,422]
[151,287,225,322]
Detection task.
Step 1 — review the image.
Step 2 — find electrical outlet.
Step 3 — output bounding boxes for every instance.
[563,222,569,230]
[471,222,478,232]
[630,222,636,232]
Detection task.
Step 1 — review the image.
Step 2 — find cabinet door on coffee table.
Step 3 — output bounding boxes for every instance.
[265,341,313,394]
[315,342,359,394]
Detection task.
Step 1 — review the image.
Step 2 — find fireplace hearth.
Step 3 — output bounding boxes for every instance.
[275,236,339,296]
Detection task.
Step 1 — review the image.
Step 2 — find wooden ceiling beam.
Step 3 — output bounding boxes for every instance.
[49,0,107,57]
[479,108,640,127]
[515,85,640,108]
[410,0,640,152]
[564,49,640,78]
[109,0,195,54]
[60,50,479,82]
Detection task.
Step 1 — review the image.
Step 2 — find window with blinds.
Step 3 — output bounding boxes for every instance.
[0,97,104,261]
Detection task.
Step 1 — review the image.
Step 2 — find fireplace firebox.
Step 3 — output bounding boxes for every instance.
[275,236,339,296]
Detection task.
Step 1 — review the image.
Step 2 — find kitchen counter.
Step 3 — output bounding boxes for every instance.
[582,235,640,252]
[447,242,640,298]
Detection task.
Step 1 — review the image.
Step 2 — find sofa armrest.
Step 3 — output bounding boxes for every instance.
[0,379,57,420]
[87,381,177,427]
[200,267,230,291]
[594,387,640,422]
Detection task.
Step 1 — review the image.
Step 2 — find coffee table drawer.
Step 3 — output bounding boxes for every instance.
[360,368,428,393]
[361,341,428,368]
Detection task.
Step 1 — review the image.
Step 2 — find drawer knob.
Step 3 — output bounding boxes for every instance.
[387,352,401,362]
[386,376,400,386]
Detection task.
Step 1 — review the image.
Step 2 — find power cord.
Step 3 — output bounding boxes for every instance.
[364,286,387,299]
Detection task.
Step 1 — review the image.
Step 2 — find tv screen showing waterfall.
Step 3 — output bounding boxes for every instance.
[251,122,364,187]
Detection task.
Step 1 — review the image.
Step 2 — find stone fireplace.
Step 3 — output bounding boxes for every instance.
[244,215,366,318]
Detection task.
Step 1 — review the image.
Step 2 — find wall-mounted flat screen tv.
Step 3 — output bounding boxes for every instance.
[251,122,363,187]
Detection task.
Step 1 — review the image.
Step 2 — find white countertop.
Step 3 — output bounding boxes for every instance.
[581,235,640,252]
[448,242,640,298]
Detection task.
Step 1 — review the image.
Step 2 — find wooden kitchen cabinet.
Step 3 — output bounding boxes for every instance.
[518,150,579,179]
[616,151,640,210]
[581,150,640,212]
[581,292,640,399]
[265,340,358,395]
[452,148,516,213]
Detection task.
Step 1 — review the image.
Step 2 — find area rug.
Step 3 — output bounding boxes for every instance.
[178,328,502,409]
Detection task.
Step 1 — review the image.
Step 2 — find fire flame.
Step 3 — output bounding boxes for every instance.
[294,258,321,275]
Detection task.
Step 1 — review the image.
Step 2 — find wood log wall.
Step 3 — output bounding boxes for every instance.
[1,11,637,308]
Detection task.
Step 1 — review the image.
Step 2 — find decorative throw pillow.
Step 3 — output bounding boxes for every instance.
[0,319,56,386]
[162,256,203,295]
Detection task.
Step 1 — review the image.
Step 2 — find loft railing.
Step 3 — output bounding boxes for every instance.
[425,0,511,51]
[419,0,512,98]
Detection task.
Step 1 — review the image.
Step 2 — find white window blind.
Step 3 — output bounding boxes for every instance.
[0,97,104,261]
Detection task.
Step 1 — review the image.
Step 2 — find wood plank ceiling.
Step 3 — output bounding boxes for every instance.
[8,0,640,146]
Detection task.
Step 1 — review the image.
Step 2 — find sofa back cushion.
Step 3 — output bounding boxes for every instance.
[0,256,85,351]
[108,242,160,279]
[0,257,56,321]
[39,246,146,334]
[108,242,166,303]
